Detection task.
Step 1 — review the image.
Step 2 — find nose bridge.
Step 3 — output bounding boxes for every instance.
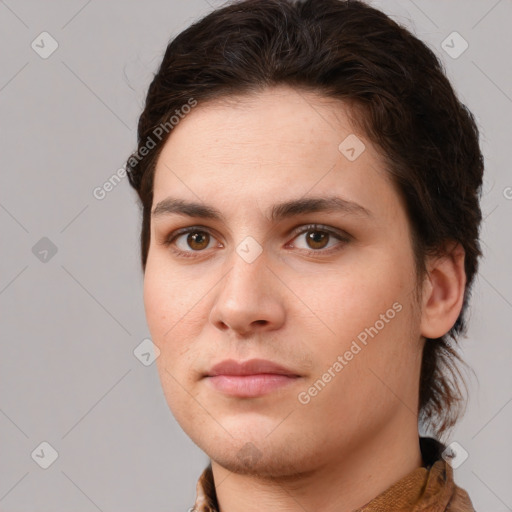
[222,238,269,304]
[210,238,285,334]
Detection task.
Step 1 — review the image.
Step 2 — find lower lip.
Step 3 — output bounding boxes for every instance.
[206,374,300,397]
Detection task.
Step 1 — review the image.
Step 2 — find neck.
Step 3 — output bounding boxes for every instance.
[211,417,423,512]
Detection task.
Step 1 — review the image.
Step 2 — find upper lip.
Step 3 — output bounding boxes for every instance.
[206,358,300,377]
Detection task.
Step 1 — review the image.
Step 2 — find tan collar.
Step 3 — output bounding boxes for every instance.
[192,437,475,512]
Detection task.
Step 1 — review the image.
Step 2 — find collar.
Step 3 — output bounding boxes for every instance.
[192,437,475,512]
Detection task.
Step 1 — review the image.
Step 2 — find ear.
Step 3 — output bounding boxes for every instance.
[420,241,466,339]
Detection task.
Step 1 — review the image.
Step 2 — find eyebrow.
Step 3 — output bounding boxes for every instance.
[151,195,372,222]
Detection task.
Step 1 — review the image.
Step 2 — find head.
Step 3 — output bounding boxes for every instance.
[126,0,483,474]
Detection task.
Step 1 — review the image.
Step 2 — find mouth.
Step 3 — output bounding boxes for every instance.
[204,358,302,398]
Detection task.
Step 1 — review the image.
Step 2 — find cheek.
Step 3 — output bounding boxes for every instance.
[144,253,190,330]
[297,248,419,408]
[144,266,200,419]
[143,262,188,363]
[143,261,207,378]
[143,269,169,343]
[302,258,411,348]
[298,298,419,435]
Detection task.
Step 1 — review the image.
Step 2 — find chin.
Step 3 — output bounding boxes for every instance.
[190,425,320,479]
[210,443,317,479]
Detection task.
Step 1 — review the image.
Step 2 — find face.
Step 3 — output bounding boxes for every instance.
[143,86,425,477]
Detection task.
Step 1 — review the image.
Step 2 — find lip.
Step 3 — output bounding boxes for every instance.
[206,358,299,377]
[204,358,301,398]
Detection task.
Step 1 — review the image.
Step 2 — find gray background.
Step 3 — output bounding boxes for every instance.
[0,0,511,510]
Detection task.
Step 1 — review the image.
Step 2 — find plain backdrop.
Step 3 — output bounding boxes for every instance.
[1,0,511,510]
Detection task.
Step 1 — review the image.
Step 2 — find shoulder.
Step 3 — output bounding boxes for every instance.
[446,485,476,512]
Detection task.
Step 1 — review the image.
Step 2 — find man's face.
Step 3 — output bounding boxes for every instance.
[143,86,424,476]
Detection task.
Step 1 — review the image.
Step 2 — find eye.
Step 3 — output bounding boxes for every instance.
[164,227,221,258]
[287,224,350,254]
[162,224,350,259]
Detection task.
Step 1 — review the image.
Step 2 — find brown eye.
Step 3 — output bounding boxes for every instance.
[186,231,210,251]
[165,228,219,256]
[305,229,330,250]
[289,224,350,255]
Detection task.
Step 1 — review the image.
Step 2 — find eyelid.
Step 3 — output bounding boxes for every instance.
[287,223,352,244]
[162,223,351,257]
[162,225,223,257]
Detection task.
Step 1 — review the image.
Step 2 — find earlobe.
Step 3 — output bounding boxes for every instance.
[420,242,466,339]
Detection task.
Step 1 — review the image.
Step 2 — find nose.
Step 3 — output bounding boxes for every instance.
[209,247,286,337]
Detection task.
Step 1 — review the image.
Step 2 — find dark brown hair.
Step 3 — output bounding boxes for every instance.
[126,0,484,438]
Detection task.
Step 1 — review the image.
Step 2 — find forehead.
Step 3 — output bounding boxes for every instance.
[156,86,363,166]
[152,86,401,222]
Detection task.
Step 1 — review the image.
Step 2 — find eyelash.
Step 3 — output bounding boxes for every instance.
[161,224,351,259]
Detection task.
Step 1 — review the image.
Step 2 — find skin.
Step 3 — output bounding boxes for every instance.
[143,85,466,512]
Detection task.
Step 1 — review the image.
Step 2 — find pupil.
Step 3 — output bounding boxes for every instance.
[189,231,208,249]
[185,230,329,251]
[308,230,327,249]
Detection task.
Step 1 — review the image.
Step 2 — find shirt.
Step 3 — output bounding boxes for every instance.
[191,437,476,512]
